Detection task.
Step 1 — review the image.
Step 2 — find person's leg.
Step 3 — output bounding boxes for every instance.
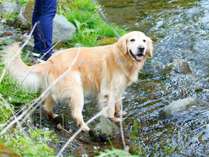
[32,0,40,26]
[33,0,57,60]
[38,0,57,60]
[32,0,44,55]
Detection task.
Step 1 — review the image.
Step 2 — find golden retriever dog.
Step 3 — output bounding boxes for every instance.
[3,31,153,131]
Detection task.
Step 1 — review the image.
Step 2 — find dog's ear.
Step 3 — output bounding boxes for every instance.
[146,37,153,58]
[117,36,128,54]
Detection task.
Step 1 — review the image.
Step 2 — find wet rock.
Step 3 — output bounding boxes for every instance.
[174,59,192,74]
[163,97,196,115]
[202,124,209,141]
[0,1,20,15]
[92,116,119,138]
[53,15,76,43]
[201,14,209,28]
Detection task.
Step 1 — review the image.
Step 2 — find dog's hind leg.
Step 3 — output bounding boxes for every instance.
[43,95,57,119]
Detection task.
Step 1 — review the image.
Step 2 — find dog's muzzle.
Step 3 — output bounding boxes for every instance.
[129,49,145,62]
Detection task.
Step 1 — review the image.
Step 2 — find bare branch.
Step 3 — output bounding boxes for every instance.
[0,22,38,84]
[56,107,108,157]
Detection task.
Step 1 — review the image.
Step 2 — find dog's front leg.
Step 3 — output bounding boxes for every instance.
[115,98,127,117]
[66,73,90,132]
[98,92,121,121]
[106,93,116,119]
[69,88,90,132]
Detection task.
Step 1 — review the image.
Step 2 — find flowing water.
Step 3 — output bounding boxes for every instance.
[97,0,209,156]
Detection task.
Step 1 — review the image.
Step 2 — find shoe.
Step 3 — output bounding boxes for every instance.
[33,48,54,61]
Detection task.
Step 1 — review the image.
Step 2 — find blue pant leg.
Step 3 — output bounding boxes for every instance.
[32,0,57,60]
[33,0,44,53]
[32,0,41,26]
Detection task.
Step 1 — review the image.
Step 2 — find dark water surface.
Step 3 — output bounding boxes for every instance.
[98,0,209,156]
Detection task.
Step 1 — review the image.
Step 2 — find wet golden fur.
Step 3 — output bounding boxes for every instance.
[4,31,153,131]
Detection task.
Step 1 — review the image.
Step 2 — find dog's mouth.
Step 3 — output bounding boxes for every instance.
[129,50,144,62]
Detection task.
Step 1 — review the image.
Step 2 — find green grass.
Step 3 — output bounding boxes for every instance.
[0,129,56,157]
[97,149,138,157]
[0,66,38,105]
[0,97,13,123]
[58,0,125,47]
[18,0,28,6]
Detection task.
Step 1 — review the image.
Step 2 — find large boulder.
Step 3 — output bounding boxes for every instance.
[53,14,76,42]
[17,0,76,42]
[92,116,119,138]
[0,1,20,15]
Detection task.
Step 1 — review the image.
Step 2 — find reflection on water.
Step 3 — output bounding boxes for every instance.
[99,0,209,156]
[98,0,198,32]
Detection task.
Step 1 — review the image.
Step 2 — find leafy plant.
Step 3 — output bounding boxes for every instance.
[0,129,57,157]
[97,149,138,157]
[58,0,125,47]
[0,96,13,123]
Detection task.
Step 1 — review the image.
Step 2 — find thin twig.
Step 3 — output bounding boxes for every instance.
[119,100,128,151]
[0,47,81,135]
[20,40,60,86]
[0,94,27,135]
[39,40,61,60]
[0,23,38,84]
[56,107,108,157]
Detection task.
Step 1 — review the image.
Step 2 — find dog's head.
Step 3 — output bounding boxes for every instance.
[117,31,153,62]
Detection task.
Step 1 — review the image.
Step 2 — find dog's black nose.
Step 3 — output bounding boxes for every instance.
[138,47,145,53]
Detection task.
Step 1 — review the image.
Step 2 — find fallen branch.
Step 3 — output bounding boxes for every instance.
[56,107,108,157]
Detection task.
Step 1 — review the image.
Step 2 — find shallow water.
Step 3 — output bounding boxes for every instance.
[98,0,209,156]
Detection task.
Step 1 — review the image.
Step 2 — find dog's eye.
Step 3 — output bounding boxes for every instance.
[130,39,135,42]
[143,39,146,43]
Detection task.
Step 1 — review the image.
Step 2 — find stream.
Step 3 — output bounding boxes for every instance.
[98,0,209,156]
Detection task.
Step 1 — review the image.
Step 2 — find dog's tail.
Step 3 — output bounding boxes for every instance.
[2,42,46,92]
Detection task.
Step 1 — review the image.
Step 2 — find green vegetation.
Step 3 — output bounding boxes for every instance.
[0,96,13,123]
[0,0,19,21]
[58,0,125,47]
[0,129,56,157]
[97,149,138,157]
[18,0,28,6]
[0,12,18,22]
[0,74,38,105]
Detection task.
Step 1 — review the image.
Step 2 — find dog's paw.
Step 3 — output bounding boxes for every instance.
[80,123,90,132]
[110,117,123,123]
[115,111,127,117]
